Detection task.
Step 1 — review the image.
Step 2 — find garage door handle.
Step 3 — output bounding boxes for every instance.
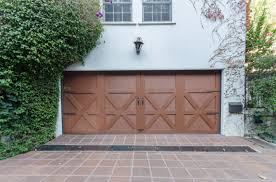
[141,98,144,105]
[137,97,144,106]
[137,97,141,106]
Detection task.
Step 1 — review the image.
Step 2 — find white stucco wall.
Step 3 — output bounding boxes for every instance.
[56,0,246,137]
[67,0,222,71]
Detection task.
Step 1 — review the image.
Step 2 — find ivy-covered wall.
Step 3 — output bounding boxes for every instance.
[0,0,102,159]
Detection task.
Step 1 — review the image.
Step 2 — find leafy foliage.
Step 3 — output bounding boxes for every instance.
[246,0,276,142]
[0,0,102,159]
[246,1,276,62]
[249,76,276,111]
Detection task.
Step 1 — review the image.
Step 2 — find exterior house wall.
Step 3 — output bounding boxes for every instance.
[67,1,221,71]
[56,0,246,137]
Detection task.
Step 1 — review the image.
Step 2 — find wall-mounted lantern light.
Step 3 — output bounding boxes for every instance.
[134,37,144,55]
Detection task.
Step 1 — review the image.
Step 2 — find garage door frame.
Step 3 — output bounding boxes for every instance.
[61,70,222,134]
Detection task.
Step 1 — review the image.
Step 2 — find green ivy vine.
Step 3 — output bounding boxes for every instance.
[0,0,102,159]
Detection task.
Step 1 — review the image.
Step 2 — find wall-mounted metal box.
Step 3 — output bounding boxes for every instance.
[229,102,243,113]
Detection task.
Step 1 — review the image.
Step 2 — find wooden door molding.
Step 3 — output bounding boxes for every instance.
[64,94,98,130]
[136,73,144,130]
[103,73,138,132]
[104,94,137,130]
[183,92,217,130]
[143,93,176,130]
[63,72,102,134]
[178,72,221,133]
[141,73,177,132]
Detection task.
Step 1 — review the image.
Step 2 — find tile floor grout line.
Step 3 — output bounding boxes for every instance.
[123,135,126,145]
[69,135,78,144]
[131,151,134,182]
[146,152,154,182]
[79,136,87,144]
[83,151,106,182]
[108,152,119,182]
[161,151,175,182]
[175,152,185,168]
[89,136,96,145]
[181,154,194,180]
[44,151,83,182]
[63,151,95,182]
[112,135,116,146]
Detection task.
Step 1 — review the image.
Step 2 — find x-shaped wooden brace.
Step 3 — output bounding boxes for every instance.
[144,94,176,130]
[184,93,217,129]
[65,94,97,130]
[105,94,136,129]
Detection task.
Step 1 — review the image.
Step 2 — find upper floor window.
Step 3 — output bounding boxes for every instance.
[103,0,132,22]
[143,0,172,22]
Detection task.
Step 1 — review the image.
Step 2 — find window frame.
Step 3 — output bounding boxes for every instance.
[142,0,172,22]
[103,0,133,23]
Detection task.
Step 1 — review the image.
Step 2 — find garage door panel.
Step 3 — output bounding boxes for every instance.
[63,72,98,92]
[64,94,97,112]
[144,73,176,90]
[146,93,175,108]
[188,117,214,132]
[142,73,177,132]
[105,116,136,131]
[183,72,219,91]
[145,117,174,131]
[63,72,104,134]
[63,115,74,133]
[182,115,218,133]
[124,100,137,114]
[104,73,138,132]
[167,115,176,125]
[184,93,217,110]
[144,99,157,114]
[176,72,220,133]
[187,93,213,105]
[63,95,77,114]
[105,94,134,110]
[104,74,137,92]
[204,97,220,113]
[165,99,176,113]
[64,115,98,134]
[144,111,176,131]
[105,99,137,114]
[204,97,217,110]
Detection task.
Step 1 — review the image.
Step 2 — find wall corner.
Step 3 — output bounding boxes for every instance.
[55,79,63,137]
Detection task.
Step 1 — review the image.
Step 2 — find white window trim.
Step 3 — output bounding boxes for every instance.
[142,0,172,22]
[102,22,137,25]
[102,22,176,26]
[102,0,133,23]
[138,21,176,25]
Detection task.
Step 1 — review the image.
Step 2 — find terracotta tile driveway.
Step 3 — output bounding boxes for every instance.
[0,135,275,182]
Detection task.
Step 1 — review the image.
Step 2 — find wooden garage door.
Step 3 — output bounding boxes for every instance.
[63,71,220,134]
